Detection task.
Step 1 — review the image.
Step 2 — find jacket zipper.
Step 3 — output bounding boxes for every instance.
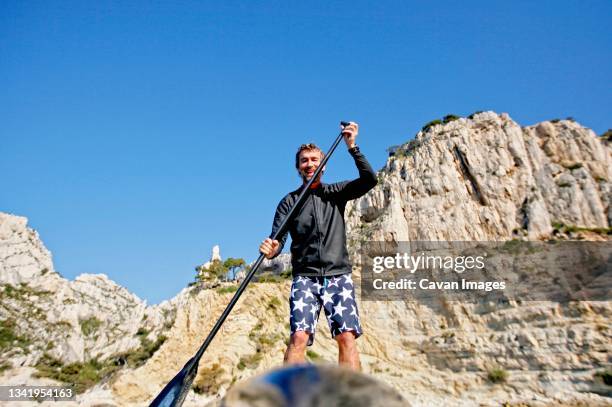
[310,193,324,276]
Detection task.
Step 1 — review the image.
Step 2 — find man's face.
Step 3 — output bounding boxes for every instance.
[298,149,325,183]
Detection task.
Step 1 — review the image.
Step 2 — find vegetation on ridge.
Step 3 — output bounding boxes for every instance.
[421,113,461,132]
[487,367,509,384]
[551,222,612,236]
[0,318,31,352]
[34,327,167,394]
[80,317,102,337]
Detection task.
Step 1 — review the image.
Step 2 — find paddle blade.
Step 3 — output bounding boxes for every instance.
[149,357,198,407]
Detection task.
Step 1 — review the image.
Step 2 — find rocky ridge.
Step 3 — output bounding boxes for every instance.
[346,112,610,247]
[0,213,176,395]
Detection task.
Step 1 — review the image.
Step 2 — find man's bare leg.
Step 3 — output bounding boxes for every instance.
[283,331,309,364]
[335,331,361,371]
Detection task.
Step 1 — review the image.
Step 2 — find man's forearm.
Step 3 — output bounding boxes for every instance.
[349,146,377,184]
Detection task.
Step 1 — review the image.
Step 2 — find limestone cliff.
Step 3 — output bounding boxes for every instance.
[346,112,610,247]
[0,212,176,400]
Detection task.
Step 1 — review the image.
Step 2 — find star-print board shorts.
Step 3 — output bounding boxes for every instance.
[289,274,362,346]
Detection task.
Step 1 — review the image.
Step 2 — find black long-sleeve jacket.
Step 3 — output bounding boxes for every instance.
[270,146,378,277]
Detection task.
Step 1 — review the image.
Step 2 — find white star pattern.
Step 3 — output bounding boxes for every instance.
[296,318,307,330]
[321,290,334,305]
[289,275,361,344]
[310,304,319,319]
[333,301,347,317]
[293,297,307,313]
[327,277,339,288]
[339,287,353,301]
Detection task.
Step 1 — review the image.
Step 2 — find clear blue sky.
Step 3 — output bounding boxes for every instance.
[2,1,610,304]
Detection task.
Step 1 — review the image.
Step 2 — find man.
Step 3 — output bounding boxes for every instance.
[259,122,377,371]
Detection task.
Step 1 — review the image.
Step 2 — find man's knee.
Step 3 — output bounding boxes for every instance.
[289,331,310,350]
[335,331,356,348]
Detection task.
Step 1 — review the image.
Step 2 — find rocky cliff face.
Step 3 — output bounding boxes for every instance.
[0,213,176,395]
[346,112,610,247]
[1,112,610,406]
[341,112,611,405]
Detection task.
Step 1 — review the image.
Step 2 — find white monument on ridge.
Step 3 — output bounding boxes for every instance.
[196,245,223,279]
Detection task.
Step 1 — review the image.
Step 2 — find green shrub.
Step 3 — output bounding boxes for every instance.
[487,367,508,383]
[267,297,282,310]
[306,350,320,361]
[551,222,612,236]
[34,330,167,393]
[2,285,18,299]
[500,240,522,254]
[216,285,238,294]
[256,272,282,283]
[34,354,119,394]
[80,317,102,337]
[1,284,51,300]
[121,334,167,368]
[192,363,225,394]
[421,119,442,132]
[237,351,263,370]
[386,145,401,157]
[468,111,484,119]
[240,321,281,370]
[258,333,281,347]
[442,114,460,123]
[136,327,149,337]
[406,139,420,152]
[393,139,421,159]
[196,259,229,282]
[0,361,12,372]
[0,319,30,351]
[251,322,263,333]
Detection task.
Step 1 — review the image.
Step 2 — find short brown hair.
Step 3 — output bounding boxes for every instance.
[295,143,325,169]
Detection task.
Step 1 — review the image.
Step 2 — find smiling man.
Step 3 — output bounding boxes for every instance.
[259,122,377,370]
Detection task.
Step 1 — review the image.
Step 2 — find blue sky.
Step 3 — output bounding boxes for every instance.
[2,1,610,304]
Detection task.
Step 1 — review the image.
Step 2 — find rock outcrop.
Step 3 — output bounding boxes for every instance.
[259,253,292,274]
[0,212,176,377]
[346,112,610,248]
